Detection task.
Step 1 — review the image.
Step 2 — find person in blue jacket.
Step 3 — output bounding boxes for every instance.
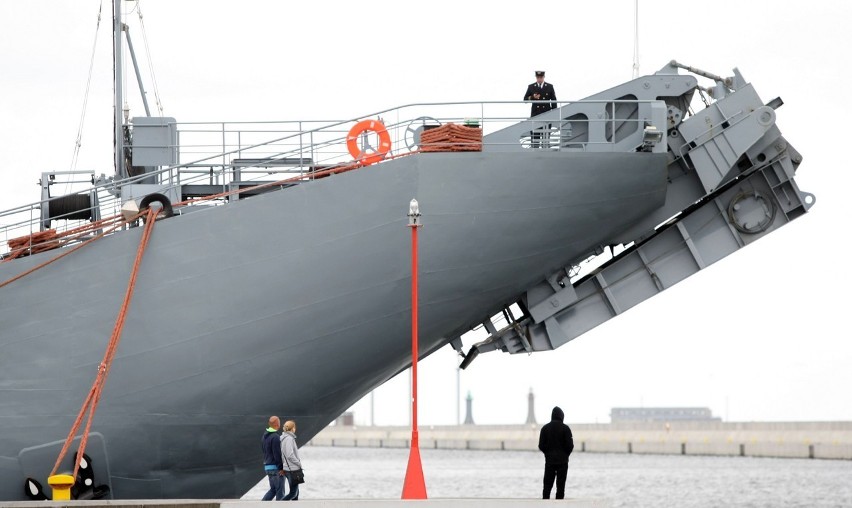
[260,416,284,501]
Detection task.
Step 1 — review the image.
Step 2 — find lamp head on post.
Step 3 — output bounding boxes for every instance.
[408,198,421,226]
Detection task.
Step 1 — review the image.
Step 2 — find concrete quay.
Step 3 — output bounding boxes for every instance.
[0,500,609,508]
[308,421,852,461]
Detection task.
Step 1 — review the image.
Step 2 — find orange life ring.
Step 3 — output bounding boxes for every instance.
[347,119,392,165]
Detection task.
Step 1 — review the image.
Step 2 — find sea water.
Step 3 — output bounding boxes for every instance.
[242,446,852,506]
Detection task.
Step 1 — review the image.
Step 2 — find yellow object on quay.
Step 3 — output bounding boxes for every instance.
[46,475,74,501]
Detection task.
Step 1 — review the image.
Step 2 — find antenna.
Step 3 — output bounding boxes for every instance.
[632,0,640,79]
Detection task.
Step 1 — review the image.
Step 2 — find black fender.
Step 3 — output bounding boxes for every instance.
[139,193,174,220]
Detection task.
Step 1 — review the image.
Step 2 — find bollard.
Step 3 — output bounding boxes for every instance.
[47,474,75,501]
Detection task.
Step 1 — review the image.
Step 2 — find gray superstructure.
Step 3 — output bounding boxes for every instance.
[0,8,813,498]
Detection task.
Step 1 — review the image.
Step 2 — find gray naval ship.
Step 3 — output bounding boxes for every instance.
[0,2,814,501]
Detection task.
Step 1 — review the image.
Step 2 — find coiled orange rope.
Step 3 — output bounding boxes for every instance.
[0,215,140,290]
[3,214,127,262]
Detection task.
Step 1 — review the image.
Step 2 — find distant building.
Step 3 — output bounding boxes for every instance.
[335,411,355,426]
[610,407,721,423]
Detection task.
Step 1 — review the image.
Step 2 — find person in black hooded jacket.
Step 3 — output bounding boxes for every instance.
[538,406,574,499]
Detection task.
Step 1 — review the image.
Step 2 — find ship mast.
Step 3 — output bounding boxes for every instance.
[632,0,640,78]
[113,0,124,179]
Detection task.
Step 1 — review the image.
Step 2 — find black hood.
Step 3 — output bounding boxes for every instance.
[551,406,564,422]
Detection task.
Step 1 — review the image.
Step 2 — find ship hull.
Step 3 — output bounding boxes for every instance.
[0,150,666,499]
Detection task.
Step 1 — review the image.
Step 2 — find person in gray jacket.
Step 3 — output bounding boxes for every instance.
[280,420,303,501]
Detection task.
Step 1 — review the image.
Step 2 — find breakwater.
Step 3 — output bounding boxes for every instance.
[309,421,852,460]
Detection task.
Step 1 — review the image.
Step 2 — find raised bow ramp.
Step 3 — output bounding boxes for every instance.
[461,62,813,363]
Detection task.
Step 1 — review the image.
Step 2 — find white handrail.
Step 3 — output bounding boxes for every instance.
[1,99,663,257]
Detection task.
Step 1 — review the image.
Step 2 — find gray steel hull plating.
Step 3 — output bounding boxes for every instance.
[0,150,666,499]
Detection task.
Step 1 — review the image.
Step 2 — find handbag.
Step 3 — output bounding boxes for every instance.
[289,468,305,485]
[282,438,305,485]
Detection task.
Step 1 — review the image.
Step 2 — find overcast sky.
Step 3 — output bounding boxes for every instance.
[1,0,849,425]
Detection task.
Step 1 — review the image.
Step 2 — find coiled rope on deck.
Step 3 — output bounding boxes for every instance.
[0,214,138,287]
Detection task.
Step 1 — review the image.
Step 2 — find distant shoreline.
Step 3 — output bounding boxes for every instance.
[310,422,852,460]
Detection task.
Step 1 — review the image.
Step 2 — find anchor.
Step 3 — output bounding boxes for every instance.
[24,453,110,500]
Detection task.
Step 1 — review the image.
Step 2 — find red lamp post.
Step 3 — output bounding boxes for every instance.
[401,198,427,499]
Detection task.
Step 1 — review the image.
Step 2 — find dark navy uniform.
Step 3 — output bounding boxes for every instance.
[524,71,558,147]
[524,78,557,117]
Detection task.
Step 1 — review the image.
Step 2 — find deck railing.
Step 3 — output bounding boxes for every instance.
[1,99,666,258]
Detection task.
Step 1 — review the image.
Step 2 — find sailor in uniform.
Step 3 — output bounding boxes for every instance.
[524,70,558,148]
